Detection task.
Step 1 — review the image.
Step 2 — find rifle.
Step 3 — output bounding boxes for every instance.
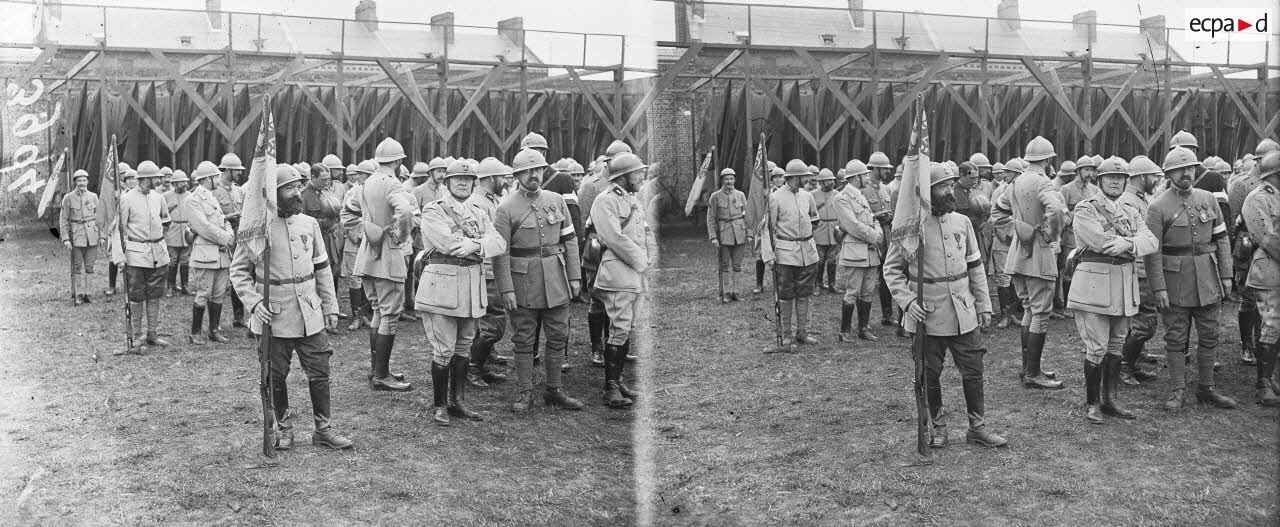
[912,252,931,460]
[258,233,277,461]
[111,136,133,352]
[759,133,783,350]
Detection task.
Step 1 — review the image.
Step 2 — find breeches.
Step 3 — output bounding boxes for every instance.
[423,313,477,366]
[70,245,98,274]
[598,289,642,346]
[718,243,747,272]
[190,267,229,307]
[126,265,167,302]
[776,263,817,301]
[1074,312,1128,364]
[838,264,879,303]
[1012,275,1054,333]
[509,304,569,354]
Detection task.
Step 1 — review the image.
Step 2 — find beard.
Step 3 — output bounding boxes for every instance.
[277,195,304,217]
[931,194,957,216]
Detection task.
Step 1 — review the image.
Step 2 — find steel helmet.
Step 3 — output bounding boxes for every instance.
[867,151,891,168]
[445,159,477,179]
[169,169,191,183]
[322,154,343,170]
[836,168,846,179]
[971,194,991,213]
[807,164,819,175]
[1256,138,1279,156]
[929,162,957,187]
[276,165,302,188]
[568,162,585,175]
[783,159,810,178]
[427,157,447,171]
[477,157,510,179]
[356,160,377,175]
[817,168,836,182]
[218,153,244,170]
[1005,158,1025,172]
[968,153,991,168]
[766,160,778,172]
[117,162,132,173]
[1169,130,1198,150]
[160,166,174,177]
[396,164,410,179]
[1259,151,1280,179]
[512,148,549,173]
[604,140,632,159]
[136,161,162,179]
[1096,156,1128,178]
[1023,136,1056,162]
[552,158,571,173]
[991,162,1005,173]
[1058,161,1077,175]
[520,132,549,150]
[844,159,869,177]
[1163,146,1200,172]
[1075,155,1097,169]
[1200,156,1222,170]
[192,161,221,181]
[443,156,456,166]
[719,168,736,177]
[123,169,137,181]
[373,137,407,163]
[1216,159,1231,173]
[72,169,89,181]
[345,163,359,175]
[607,152,647,181]
[770,166,786,178]
[1126,155,1160,176]
[1091,154,1103,166]
[295,163,312,179]
[411,162,431,177]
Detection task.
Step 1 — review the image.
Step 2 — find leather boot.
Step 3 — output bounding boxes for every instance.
[166,265,178,297]
[857,300,878,341]
[1019,327,1029,385]
[371,334,412,391]
[926,372,946,448]
[178,265,191,295]
[615,341,639,400]
[603,343,632,408]
[432,361,451,425]
[448,356,483,420]
[114,302,148,355]
[588,312,607,366]
[1195,384,1238,409]
[1101,355,1135,419]
[1240,311,1257,365]
[207,302,229,343]
[767,300,796,353]
[1165,351,1186,410]
[623,339,638,363]
[1084,360,1104,424]
[591,343,605,367]
[754,259,765,293]
[1257,342,1280,407]
[144,300,170,348]
[347,289,364,331]
[543,387,585,410]
[305,376,352,449]
[275,414,294,451]
[959,375,1005,446]
[311,428,353,450]
[1024,332,1063,389]
[965,422,1008,448]
[189,304,207,345]
[879,284,894,326]
[837,302,855,343]
[794,297,818,345]
[1120,338,1157,385]
[467,339,506,387]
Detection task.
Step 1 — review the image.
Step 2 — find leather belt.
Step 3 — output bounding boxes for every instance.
[70,218,95,223]
[818,218,839,222]
[255,272,315,286]
[426,255,482,267]
[717,215,744,222]
[510,244,565,258]
[777,235,813,242]
[1078,250,1134,265]
[906,271,967,284]
[171,220,189,224]
[128,236,163,243]
[1161,243,1215,256]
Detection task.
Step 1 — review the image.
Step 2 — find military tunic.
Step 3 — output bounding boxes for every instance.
[884,212,991,336]
[163,190,192,280]
[707,187,749,277]
[592,183,657,346]
[834,183,883,304]
[1242,181,1280,345]
[1116,184,1159,349]
[341,166,416,319]
[60,189,101,276]
[184,185,234,308]
[990,164,1065,333]
[765,185,819,300]
[340,183,364,289]
[116,187,171,301]
[465,186,509,349]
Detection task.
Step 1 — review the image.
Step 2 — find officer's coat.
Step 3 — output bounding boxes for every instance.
[706,187,748,245]
[415,193,506,318]
[1143,186,1232,307]
[765,185,819,266]
[883,212,991,336]
[116,187,171,268]
[59,189,100,247]
[465,186,504,280]
[592,183,656,293]
[162,190,192,247]
[812,188,840,246]
[991,165,1065,280]
[492,189,582,309]
[989,182,1013,252]
[1059,179,1099,249]
[1116,185,1152,279]
[1242,181,1280,290]
[834,183,882,267]
[1066,193,1159,316]
[229,213,338,338]
[341,167,416,282]
[183,184,234,269]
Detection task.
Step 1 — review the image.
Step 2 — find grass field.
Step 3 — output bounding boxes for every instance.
[646,223,1278,527]
[0,222,634,526]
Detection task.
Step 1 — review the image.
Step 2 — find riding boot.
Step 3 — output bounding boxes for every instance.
[144,300,169,347]
[857,300,878,341]
[207,302,229,343]
[879,285,894,326]
[755,260,765,292]
[1120,338,1157,385]
[1084,360,1104,423]
[230,290,245,327]
[113,302,147,355]
[512,352,535,412]
[1101,355,1135,418]
[1165,350,1187,410]
[1195,345,1236,408]
[616,340,639,399]
[432,361,451,425]
[449,356,483,420]
[1024,332,1062,389]
[794,297,818,344]
[837,302,855,342]
[347,289,364,331]
[602,343,632,408]
[273,385,293,451]
[624,337,638,362]
[826,262,838,292]
[926,372,946,448]
[189,304,207,345]
[588,311,606,366]
[371,334,412,391]
[960,373,1005,446]
[1019,327,1030,385]
[165,265,178,296]
[1240,311,1257,365]
[178,264,190,294]
[1257,342,1280,407]
[543,347,584,410]
[306,377,350,449]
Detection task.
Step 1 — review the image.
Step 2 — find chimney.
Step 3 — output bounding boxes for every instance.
[206,0,222,30]
[355,0,377,31]
[848,0,865,29]
[498,17,524,50]
[1072,10,1096,44]
[1140,15,1166,43]
[431,12,455,45]
[997,0,1020,31]
[674,2,689,43]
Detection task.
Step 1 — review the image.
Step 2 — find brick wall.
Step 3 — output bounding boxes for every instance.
[645,86,709,224]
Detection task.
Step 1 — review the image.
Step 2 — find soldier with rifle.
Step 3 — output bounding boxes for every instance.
[112,161,172,355]
[60,169,101,305]
[763,159,820,353]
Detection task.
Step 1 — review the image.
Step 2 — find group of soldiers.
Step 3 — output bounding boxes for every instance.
[58,132,657,451]
[703,131,1280,449]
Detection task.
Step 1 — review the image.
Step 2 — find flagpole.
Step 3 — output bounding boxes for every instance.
[909,92,932,462]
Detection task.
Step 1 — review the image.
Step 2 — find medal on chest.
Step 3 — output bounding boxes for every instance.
[1198,208,1210,223]
[299,233,311,254]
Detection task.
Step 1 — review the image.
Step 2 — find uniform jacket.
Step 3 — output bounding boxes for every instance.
[183,185,234,269]
[953,183,988,234]
[412,180,441,212]
[577,174,609,229]
[834,184,882,267]
[812,188,840,246]
[990,182,1013,251]
[492,189,582,309]
[592,183,657,293]
[1228,170,1261,226]
[767,185,819,267]
[991,165,1065,280]
[1059,179,1100,249]
[341,183,364,255]
[862,183,894,253]
[1144,186,1232,307]
[1193,167,1230,227]
[1067,193,1159,316]
[415,193,506,318]
[1115,185,1152,279]
[465,186,504,280]
[301,185,339,233]
[116,187,171,268]
[341,167,416,282]
[1242,181,1280,290]
[59,189,100,247]
[212,179,244,220]
[229,213,338,338]
[163,190,192,247]
[706,187,749,245]
[883,212,991,336]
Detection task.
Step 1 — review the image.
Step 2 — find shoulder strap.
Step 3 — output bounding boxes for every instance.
[438,200,480,238]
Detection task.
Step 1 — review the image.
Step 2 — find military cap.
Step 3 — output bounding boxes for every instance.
[1126,156,1159,176]
[373,137,407,163]
[218,153,244,170]
[968,153,991,168]
[867,151,892,168]
[192,161,221,181]
[322,154,343,170]
[411,162,432,177]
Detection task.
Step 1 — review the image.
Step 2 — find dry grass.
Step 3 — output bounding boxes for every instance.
[0,222,633,526]
[647,223,1278,527]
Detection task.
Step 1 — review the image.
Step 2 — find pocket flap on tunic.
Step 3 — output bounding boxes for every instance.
[510,258,530,274]
[1161,255,1182,272]
[1067,266,1111,308]
[420,267,459,309]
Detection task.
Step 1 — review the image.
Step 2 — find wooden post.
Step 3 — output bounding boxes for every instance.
[743,50,753,179]
[1160,30,1172,148]
[1081,53,1093,154]
[520,28,529,137]
[225,12,235,153]
[870,14,881,151]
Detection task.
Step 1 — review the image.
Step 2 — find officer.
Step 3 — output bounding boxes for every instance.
[213,154,247,326]
[413,160,506,425]
[103,168,137,297]
[969,153,995,197]
[302,164,342,299]
[341,139,416,392]
[864,152,898,328]
[1067,156,1159,423]
[954,162,989,265]
[591,152,656,408]
[1230,140,1280,366]
[1116,156,1163,384]
[183,161,235,345]
[1057,159,1098,319]
[764,159,820,353]
[493,148,585,412]
[990,136,1066,389]
[465,158,513,388]
[1170,130,1231,229]
[751,165,788,294]
[113,161,172,355]
[163,169,193,296]
[1240,151,1280,407]
[812,168,840,294]
[409,161,440,206]
[582,141,633,365]
[229,165,351,451]
[61,168,100,305]
[343,161,375,332]
[989,159,1020,329]
[834,159,883,342]
[707,167,750,303]
[882,162,1007,449]
[1145,146,1237,410]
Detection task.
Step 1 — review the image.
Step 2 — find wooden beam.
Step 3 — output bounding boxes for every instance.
[147,49,236,140]
[1019,57,1091,135]
[793,47,876,137]
[752,78,819,148]
[1210,65,1264,136]
[179,54,224,76]
[619,42,702,135]
[993,59,1078,85]
[689,49,742,92]
[376,58,449,139]
[301,87,355,146]
[354,92,403,147]
[503,91,550,149]
[942,82,993,147]
[45,50,98,93]
[566,66,622,138]
[994,90,1046,148]
[17,45,59,87]
[348,61,434,88]
[444,64,507,138]
[876,56,952,140]
[888,57,977,83]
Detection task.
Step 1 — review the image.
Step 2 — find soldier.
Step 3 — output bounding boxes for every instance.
[1145,146,1237,410]
[341,139,416,392]
[343,161,375,332]
[322,155,348,303]
[1241,151,1280,407]
[707,168,750,303]
[1067,157,1159,423]
[582,141,634,365]
[764,159,820,353]
[113,161,171,355]
[591,152,657,408]
[864,152,898,328]
[1116,156,1164,385]
[834,159,883,342]
[157,166,173,194]
[214,154,247,326]
[954,162,989,267]
[465,158,513,387]
[182,161,234,345]
[991,136,1066,390]
[988,160,1020,329]
[1230,140,1280,366]
[882,163,1007,449]
[492,148,585,412]
[969,153,995,199]
[61,169,100,305]
[103,168,137,296]
[1056,160,1098,319]
[302,164,342,300]
[230,165,351,451]
[751,166,787,294]
[163,169,193,297]
[1170,130,1232,231]
[812,168,840,294]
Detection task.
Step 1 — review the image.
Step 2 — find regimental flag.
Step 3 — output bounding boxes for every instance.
[235,95,278,266]
[684,148,714,216]
[889,92,932,261]
[744,134,767,234]
[96,139,119,232]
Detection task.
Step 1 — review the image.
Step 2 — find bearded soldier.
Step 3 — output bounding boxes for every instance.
[465,158,513,388]
[1231,140,1280,366]
[883,163,1007,449]
[864,152,899,329]
[342,139,416,392]
[493,148,585,412]
[1170,130,1231,227]
[764,159,820,353]
[834,159,883,342]
[1145,146,1236,410]
[61,169,100,304]
[113,161,171,354]
[163,170,194,296]
[1115,156,1164,385]
[592,152,656,408]
[1240,151,1280,407]
[183,161,234,345]
[707,168,750,303]
[991,137,1066,389]
[1067,157,1159,423]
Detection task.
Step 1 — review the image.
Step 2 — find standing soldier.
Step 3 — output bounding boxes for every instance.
[322,155,347,310]
[834,159,883,342]
[1057,160,1098,319]
[113,161,171,354]
[812,168,840,294]
[989,160,1020,329]
[764,159,820,353]
[342,139,416,392]
[183,161,235,345]
[302,164,342,301]
[61,169,100,305]
[465,158,513,388]
[163,170,194,296]
[864,152,899,329]
[1116,156,1164,384]
[882,163,1007,449]
[231,165,351,451]
[991,136,1066,390]
[1169,130,1231,228]
[582,141,634,365]
[707,168,750,303]
[492,148,585,412]
[969,153,995,199]
[1240,151,1280,407]
[1145,146,1237,410]
[751,165,787,294]
[1067,157,1159,423]
[591,152,657,408]
[103,168,137,296]
[415,160,506,425]
[1230,140,1280,366]
[953,162,989,268]
[214,154,247,327]
[343,161,374,332]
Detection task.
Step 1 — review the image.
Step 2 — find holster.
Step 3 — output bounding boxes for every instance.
[361,221,386,259]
